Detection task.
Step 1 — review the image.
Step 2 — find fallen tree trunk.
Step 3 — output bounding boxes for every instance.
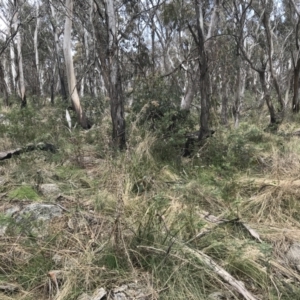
[138,242,258,300]
[241,177,300,189]
[0,142,56,160]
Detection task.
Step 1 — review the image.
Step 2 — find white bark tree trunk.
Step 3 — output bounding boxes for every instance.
[180,69,195,111]
[13,6,26,107]
[49,1,67,101]
[9,39,17,93]
[34,0,43,95]
[63,0,90,129]
[3,56,11,95]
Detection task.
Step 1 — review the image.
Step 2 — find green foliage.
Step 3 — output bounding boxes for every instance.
[161,1,193,30]
[198,124,269,171]
[101,253,119,270]
[129,76,197,162]
[8,185,40,201]
[4,106,41,143]
[1,103,67,149]
[81,94,107,124]
[0,212,13,231]
[131,76,181,124]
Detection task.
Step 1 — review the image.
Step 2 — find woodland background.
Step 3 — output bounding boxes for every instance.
[1,0,300,300]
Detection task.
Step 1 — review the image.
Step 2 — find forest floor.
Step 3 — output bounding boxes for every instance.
[1,104,300,299]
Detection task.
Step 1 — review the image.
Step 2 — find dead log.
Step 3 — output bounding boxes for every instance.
[0,142,57,160]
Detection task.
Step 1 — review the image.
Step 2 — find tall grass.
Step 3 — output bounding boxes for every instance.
[1,104,300,299]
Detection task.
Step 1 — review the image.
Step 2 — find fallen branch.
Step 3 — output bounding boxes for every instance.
[177,241,258,300]
[138,242,257,300]
[0,142,57,160]
[146,214,258,300]
[241,177,300,189]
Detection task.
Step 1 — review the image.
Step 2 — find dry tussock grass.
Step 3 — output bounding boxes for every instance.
[0,137,14,151]
[5,106,300,299]
[236,134,300,283]
[0,207,115,299]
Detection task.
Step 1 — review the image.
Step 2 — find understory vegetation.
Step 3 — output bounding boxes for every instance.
[1,101,300,300]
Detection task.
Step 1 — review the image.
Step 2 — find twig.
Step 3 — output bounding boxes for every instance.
[143,214,258,300]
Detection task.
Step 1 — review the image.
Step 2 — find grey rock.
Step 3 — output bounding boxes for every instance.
[5,206,21,216]
[91,288,107,300]
[208,292,228,300]
[112,293,127,300]
[286,243,300,271]
[39,183,60,197]
[113,285,128,293]
[77,288,106,300]
[77,293,92,300]
[14,203,63,237]
[0,206,20,236]
[16,203,62,223]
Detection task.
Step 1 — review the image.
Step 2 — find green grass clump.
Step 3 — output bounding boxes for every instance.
[8,185,40,201]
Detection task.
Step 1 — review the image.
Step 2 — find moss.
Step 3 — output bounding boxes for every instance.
[8,185,40,201]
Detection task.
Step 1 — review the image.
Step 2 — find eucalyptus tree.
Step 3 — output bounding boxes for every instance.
[63,0,90,129]
[158,0,198,111]
[13,0,27,107]
[261,0,285,114]
[0,0,20,99]
[92,0,127,149]
[231,0,250,128]
[48,0,68,101]
[0,0,29,107]
[233,0,288,126]
[34,0,44,96]
[189,0,221,140]
[289,0,300,112]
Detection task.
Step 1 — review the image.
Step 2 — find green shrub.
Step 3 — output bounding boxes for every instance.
[8,185,40,201]
[130,76,196,144]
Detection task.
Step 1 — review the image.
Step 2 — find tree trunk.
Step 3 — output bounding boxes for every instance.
[63,0,90,129]
[106,0,126,149]
[199,69,211,140]
[221,81,228,126]
[259,70,277,124]
[293,57,300,112]
[194,0,216,140]
[49,1,67,101]
[180,72,195,111]
[34,0,43,96]
[3,55,11,96]
[0,63,9,106]
[9,31,17,94]
[233,56,242,128]
[262,8,284,114]
[13,5,26,107]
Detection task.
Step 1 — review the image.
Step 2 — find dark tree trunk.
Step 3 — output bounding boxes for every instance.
[194,0,212,140]
[262,9,284,114]
[293,57,300,113]
[110,66,126,149]
[105,0,126,149]
[221,81,228,126]
[58,67,67,101]
[0,63,9,106]
[199,69,211,140]
[259,70,278,124]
